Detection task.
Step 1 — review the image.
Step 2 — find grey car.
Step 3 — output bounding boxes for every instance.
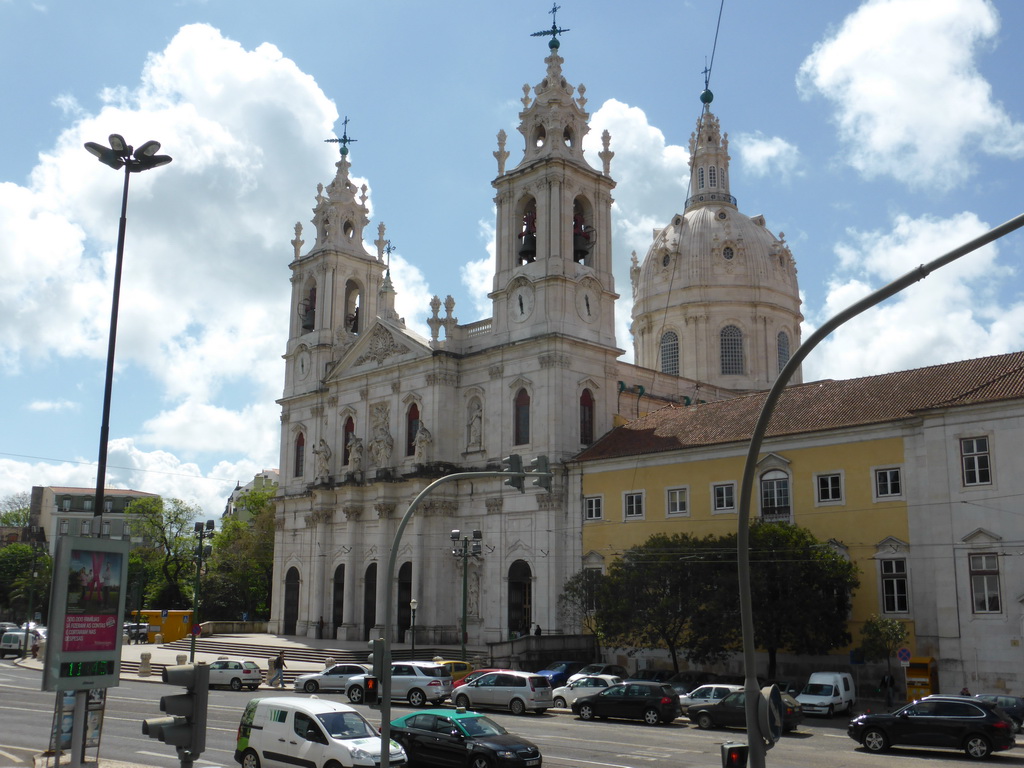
[293,662,370,694]
[347,661,453,707]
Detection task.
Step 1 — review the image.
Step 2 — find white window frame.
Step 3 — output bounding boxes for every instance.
[623,491,645,521]
[584,496,603,522]
[59,519,69,535]
[666,487,689,517]
[961,436,992,487]
[759,470,791,522]
[711,482,736,513]
[814,471,844,506]
[879,558,909,614]
[102,520,111,537]
[872,465,905,501]
[80,519,92,536]
[969,553,1001,614]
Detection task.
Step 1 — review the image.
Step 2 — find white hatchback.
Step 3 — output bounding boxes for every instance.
[552,674,623,708]
[678,683,743,710]
[208,659,263,690]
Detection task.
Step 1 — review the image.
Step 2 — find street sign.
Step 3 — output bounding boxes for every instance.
[897,647,911,662]
[758,684,783,748]
[191,624,201,636]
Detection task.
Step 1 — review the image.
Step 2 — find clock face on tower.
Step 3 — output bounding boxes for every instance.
[509,282,535,322]
[297,348,311,380]
[576,284,600,323]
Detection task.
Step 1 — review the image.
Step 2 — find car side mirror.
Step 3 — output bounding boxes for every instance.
[450,728,463,739]
[898,711,909,719]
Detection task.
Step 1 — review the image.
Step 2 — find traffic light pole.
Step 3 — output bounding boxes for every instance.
[142,663,210,768]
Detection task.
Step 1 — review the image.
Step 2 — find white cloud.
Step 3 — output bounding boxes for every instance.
[462,217,496,320]
[805,211,1024,380]
[27,400,79,412]
[736,132,801,181]
[797,0,1024,189]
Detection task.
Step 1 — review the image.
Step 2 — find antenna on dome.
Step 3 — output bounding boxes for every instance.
[531,3,570,44]
[325,116,358,156]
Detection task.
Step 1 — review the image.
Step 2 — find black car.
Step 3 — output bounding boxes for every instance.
[390,709,541,768]
[975,693,1024,730]
[687,690,803,733]
[571,681,681,725]
[848,695,1016,759]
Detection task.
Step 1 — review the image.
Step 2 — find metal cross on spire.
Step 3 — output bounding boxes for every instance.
[384,240,395,267]
[325,116,358,156]
[531,3,570,41]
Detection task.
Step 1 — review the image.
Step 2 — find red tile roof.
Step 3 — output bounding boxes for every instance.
[577,351,1024,461]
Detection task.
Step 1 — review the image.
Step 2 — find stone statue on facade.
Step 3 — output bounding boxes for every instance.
[468,401,482,450]
[413,423,433,464]
[369,403,394,469]
[312,438,332,481]
[347,433,364,474]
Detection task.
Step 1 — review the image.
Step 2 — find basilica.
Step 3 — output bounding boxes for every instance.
[269,33,802,645]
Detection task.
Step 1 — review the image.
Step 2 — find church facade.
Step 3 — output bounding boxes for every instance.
[269,35,801,645]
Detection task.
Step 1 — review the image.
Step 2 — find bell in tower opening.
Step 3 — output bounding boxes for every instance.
[518,203,537,264]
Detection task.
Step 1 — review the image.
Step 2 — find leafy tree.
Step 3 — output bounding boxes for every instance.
[860,614,908,676]
[125,497,201,609]
[201,488,276,620]
[558,569,605,649]
[0,492,31,527]
[0,542,51,620]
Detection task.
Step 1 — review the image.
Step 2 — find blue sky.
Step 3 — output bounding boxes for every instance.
[2,0,1023,517]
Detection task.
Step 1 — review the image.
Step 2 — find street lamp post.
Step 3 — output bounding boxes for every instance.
[83,135,171,531]
[409,598,417,659]
[190,520,215,662]
[22,526,47,658]
[450,529,482,662]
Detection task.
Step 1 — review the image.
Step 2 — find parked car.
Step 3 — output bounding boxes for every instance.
[454,668,507,690]
[234,695,407,768]
[122,622,150,642]
[293,662,369,694]
[687,689,803,733]
[627,669,678,683]
[347,661,452,707]
[390,708,541,768]
[0,622,20,634]
[552,675,623,708]
[535,661,587,688]
[453,670,553,715]
[678,683,743,709]
[571,681,682,726]
[796,671,855,716]
[208,659,263,690]
[0,632,27,658]
[437,659,474,682]
[847,695,1016,759]
[566,664,628,685]
[975,693,1024,730]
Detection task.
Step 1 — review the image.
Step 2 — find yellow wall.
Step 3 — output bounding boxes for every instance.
[581,433,915,649]
[133,609,195,643]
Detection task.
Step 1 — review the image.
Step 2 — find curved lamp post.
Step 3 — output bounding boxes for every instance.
[409,598,417,659]
[83,135,171,527]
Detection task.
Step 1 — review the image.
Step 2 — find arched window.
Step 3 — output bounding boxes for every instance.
[760,470,791,522]
[708,165,717,187]
[294,433,305,478]
[580,389,595,446]
[777,331,791,373]
[514,388,530,446]
[660,331,679,375]
[343,280,361,334]
[698,167,705,189]
[342,417,355,466]
[406,403,420,457]
[508,560,533,637]
[720,325,744,376]
[300,284,316,332]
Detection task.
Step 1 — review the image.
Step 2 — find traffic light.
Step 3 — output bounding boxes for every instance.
[529,455,552,491]
[721,742,748,768]
[502,454,524,492]
[364,675,380,708]
[366,637,385,708]
[142,663,209,761]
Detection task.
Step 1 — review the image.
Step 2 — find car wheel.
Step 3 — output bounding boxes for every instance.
[241,749,260,768]
[347,685,364,704]
[696,712,715,730]
[304,680,319,693]
[643,708,661,726]
[509,698,526,715]
[964,734,992,759]
[469,755,491,768]
[408,689,426,707]
[553,696,567,709]
[249,685,259,690]
[826,704,834,718]
[230,678,243,691]
[455,694,471,709]
[862,728,888,753]
[578,704,594,721]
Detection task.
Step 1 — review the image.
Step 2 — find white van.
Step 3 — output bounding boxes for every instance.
[796,671,855,716]
[234,696,406,768]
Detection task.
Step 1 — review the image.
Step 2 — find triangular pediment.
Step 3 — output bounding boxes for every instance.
[326,318,432,381]
[961,527,1002,545]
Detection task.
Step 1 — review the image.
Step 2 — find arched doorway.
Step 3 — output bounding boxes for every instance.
[507,560,532,638]
[331,564,345,639]
[363,563,377,640]
[283,567,300,635]
[397,562,412,643]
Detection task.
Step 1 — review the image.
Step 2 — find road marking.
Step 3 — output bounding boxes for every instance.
[0,747,27,763]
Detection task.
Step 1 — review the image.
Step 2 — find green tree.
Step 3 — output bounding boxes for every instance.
[0,492,31,527]
[860,614,908,676]
[126,497,201,609]
[0,542,51,620]
[558,569,605,649]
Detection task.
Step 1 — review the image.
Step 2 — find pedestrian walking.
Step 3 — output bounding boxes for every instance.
[269,651,286,688]
[879,672,896,709]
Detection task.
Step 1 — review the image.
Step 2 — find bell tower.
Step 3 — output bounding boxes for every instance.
[489,31,618,349]
[283,125,389,398]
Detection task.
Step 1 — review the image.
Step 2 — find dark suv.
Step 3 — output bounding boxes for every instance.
[572,681,682,725]
[848,694,1015,759]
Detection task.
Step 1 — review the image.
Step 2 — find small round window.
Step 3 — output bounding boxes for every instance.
[717,211,727,220]
[723,247,734,260]
[662,254,671,267]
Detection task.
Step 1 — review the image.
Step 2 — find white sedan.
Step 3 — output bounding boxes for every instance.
[208,659,263,690]
[293,662,370,694]
[551,674,623,708]
[678,683,743,710]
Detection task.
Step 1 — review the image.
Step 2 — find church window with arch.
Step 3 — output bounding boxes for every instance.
[294,432,306,478]
[720,325,744,376]
[660,331,679,376]
[579,388,594,446]
[514,388,531,446]
[777,331,791,373]
[760,469,790,522]
[698,167,705,189]
[300,283,316,332]
[708,165,717,187]
[405,403,420,457]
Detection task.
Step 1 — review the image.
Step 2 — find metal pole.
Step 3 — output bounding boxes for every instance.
[410,605,416,659]
[738,211,1024,768]
[461,538,468,661]
[190,527,204,663]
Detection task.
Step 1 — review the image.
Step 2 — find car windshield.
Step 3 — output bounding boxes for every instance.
[802,684,833,696]
[318,711,375,740]
[458,716,507,737]
[542,662,568,673]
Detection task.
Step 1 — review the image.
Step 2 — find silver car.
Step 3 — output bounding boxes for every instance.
[208,659,263,690]
[347,661,453,707]
[293,662,370,694]
[453,670,553,715]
